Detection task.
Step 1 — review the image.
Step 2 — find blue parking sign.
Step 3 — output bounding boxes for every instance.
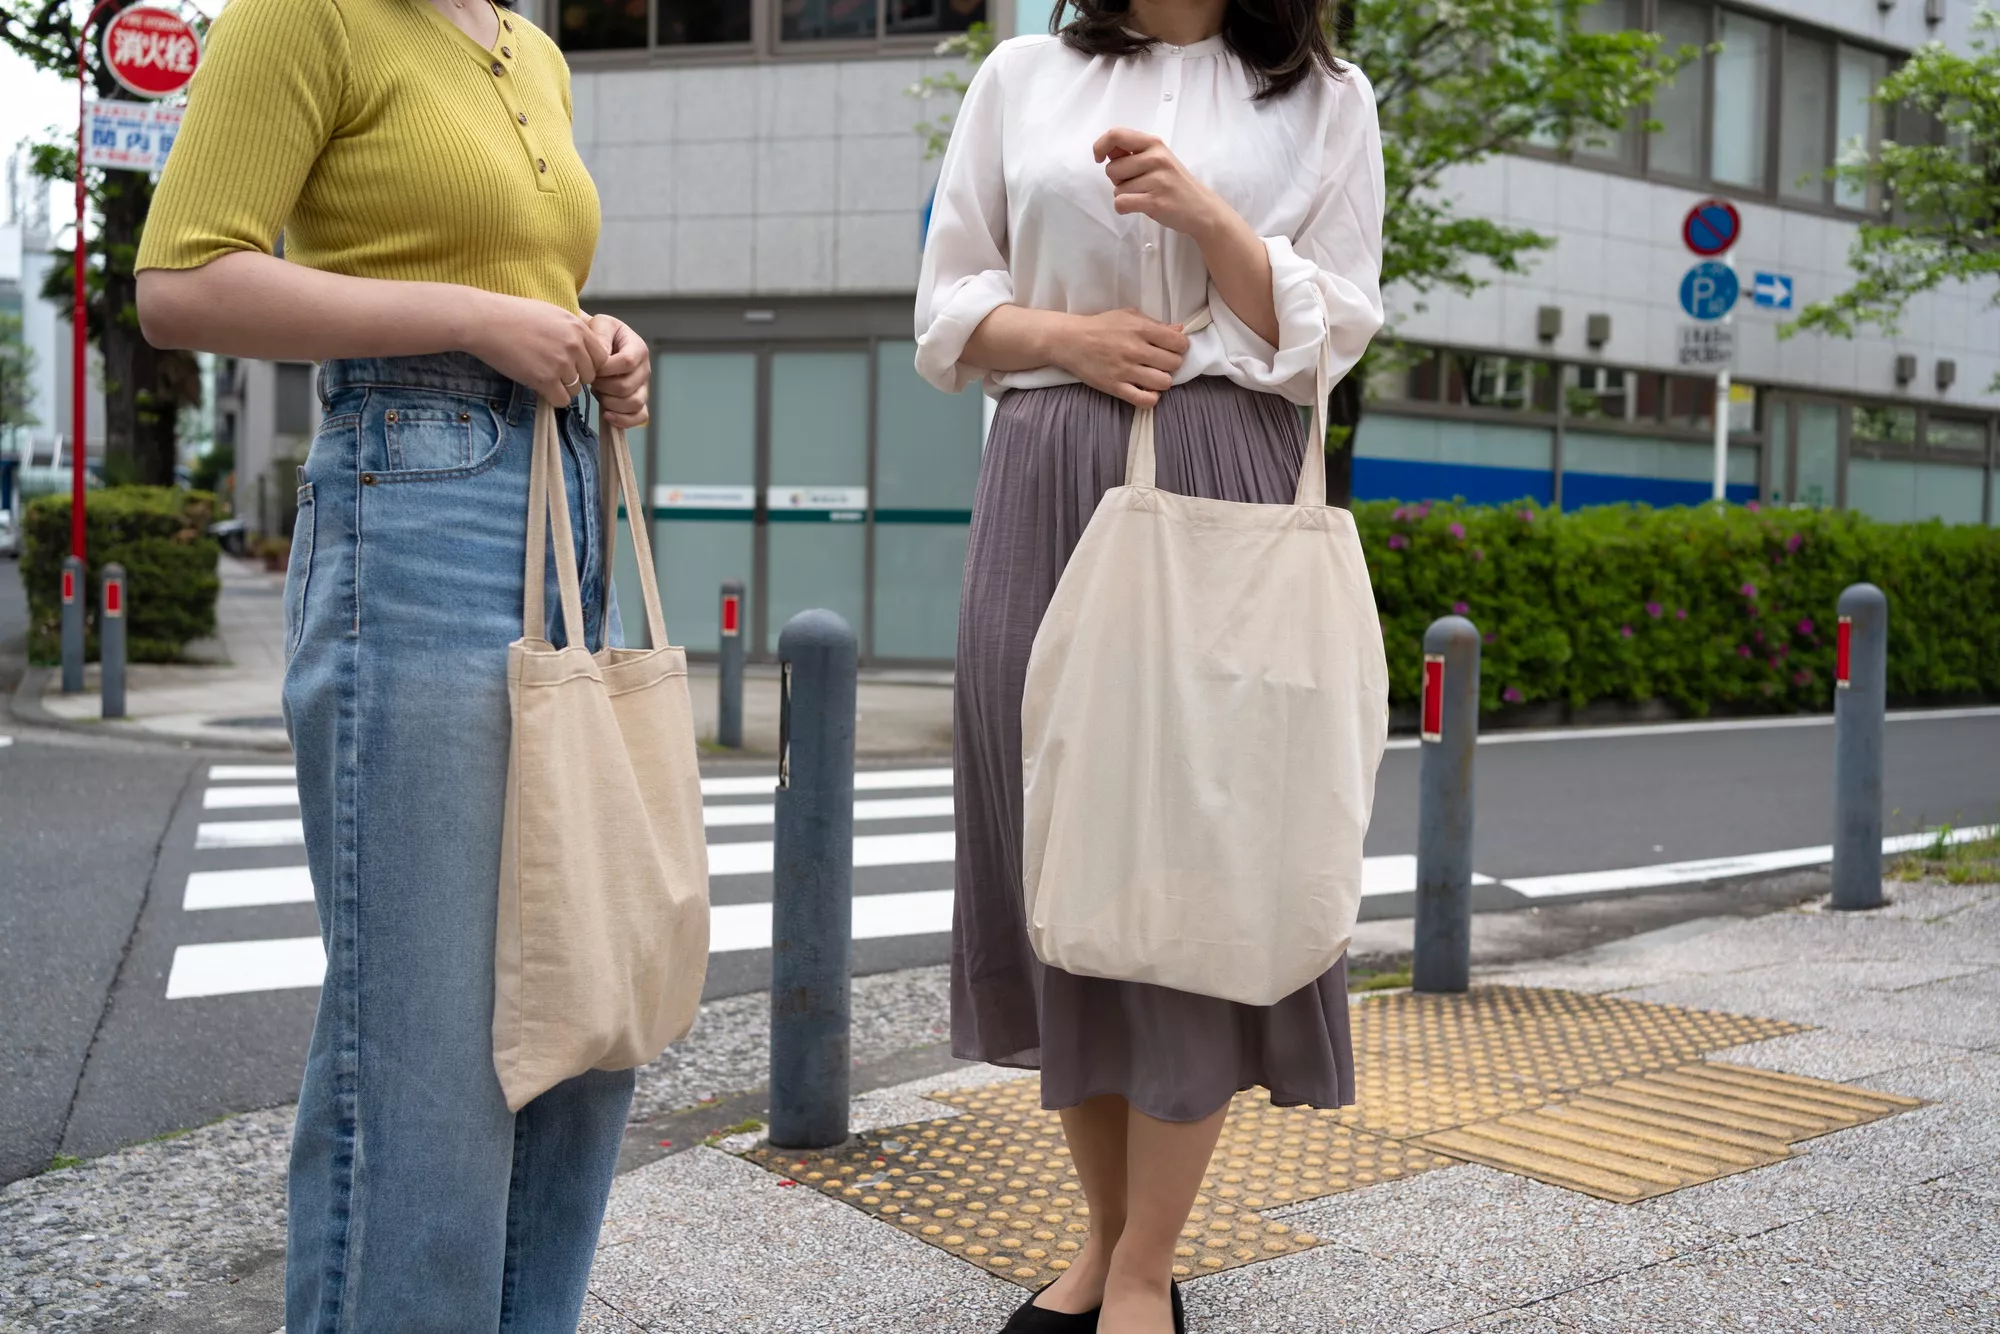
[1679,262,1739,321]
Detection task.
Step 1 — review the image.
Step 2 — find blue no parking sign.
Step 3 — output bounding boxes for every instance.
[1679,262,1739,321]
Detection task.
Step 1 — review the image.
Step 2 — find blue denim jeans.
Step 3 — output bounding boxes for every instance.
[283,353,635,1333]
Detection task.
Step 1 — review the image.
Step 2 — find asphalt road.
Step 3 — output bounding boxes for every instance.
[3,633,1998,1181]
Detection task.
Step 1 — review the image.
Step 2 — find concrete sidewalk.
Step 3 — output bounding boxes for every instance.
[5,872,1991,1333]
[15,554,956,755]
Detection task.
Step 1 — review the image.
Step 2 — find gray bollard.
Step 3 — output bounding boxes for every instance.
[1413,615,1481,993]
[718,579,746,750]
[60,554,85,694]
[1831,583,1888,911]
[100,563,127,720]
[768,609,857,1149]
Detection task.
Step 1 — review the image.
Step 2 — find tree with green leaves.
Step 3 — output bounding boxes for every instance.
[0,310,37,436]
[912,0,1687,503]
[3,0,204,486]
[1788,5,1999,390]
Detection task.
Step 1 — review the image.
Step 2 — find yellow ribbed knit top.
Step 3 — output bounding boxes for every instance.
[137,0,598,313]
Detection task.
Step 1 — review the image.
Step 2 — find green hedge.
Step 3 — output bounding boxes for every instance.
[21,487,221,665]
[1358,500,2000,715]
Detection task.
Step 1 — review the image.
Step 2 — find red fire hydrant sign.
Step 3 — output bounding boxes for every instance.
[102,7,201,99]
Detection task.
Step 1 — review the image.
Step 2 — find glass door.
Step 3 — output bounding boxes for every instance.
[649,351,759,652]
[1765,395,1844,510]
[763,349,870,652]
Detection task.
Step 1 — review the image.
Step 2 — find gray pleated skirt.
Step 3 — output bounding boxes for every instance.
[950,374,1357,1124]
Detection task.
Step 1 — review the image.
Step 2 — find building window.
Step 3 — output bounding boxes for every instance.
[1648,0,1709,179]
[1834,45,1889,211]
[1709,9,1770,190]
[659,0,752,45]
[1778,28,1833,203]
[559,0,983,53]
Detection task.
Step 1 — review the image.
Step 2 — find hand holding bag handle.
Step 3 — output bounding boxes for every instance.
[1122,306,1335,506]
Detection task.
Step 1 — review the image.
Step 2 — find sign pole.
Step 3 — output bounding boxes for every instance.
[72,12,93,566]
[1712,251,1733,502]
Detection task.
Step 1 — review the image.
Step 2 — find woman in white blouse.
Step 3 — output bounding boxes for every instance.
[915,0,1383,1330]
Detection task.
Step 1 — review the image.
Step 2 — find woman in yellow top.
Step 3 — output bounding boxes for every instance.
[137,0,648,1326]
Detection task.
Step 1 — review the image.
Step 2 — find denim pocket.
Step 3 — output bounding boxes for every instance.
[386,406,484,472]
[287,483,315,659]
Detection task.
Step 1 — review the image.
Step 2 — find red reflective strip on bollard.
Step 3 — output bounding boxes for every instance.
[106,581,122,616]
[1421,655,1445,742]
[722,594,741,636]
[1836,616,1852,689]
[62,570,75,603]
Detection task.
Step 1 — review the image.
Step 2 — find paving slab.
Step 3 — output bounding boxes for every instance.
[1704,1028,1974,1083]
[1173,1237,1503,1334]
[1266,1164,1729,1306]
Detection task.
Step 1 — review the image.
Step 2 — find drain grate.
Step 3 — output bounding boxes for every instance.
[1419,1061,1922,1203]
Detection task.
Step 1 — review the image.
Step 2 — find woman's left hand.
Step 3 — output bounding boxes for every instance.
[586,313,650,429]
[1094,128,1225,241]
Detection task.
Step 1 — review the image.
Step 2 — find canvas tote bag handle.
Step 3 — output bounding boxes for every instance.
[1123,306,1336,507]
[523,401,670,649]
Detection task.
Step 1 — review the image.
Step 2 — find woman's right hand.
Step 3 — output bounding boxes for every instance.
[460,292,607,404]
[1050,308,1189,408]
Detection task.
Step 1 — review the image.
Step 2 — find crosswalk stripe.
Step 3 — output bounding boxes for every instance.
[166,937,325,1000]
[710,890,956,953]
[201,765,956,797]
[184,866,316,911]
[707,830,957,878]
[704,795,954,828]
[196,819,305,850]
[204,784,301,810]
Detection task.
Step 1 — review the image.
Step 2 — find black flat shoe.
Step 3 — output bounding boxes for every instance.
[1000,1292,1100,1332]
[1171,1280,1185,1334]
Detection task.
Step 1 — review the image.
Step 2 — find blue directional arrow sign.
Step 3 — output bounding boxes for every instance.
[1679,262,1739,321]
[1752,273,1794,310]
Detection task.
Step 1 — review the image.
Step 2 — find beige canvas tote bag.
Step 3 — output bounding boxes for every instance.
[493,402,710,1112]
[1021,310,1390,1007]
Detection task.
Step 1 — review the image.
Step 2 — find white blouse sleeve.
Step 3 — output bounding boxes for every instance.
[1208,67,1386,406]
[913,46,1016,395]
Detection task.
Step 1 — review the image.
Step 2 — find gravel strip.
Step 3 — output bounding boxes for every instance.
[1,967,955,1333]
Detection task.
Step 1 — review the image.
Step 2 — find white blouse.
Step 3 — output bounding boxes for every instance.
[914,32,1386,407]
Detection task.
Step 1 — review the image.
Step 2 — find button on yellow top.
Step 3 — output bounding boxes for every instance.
[137,0,599,313]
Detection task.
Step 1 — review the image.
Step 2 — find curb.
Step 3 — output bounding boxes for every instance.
[7,664,294,755]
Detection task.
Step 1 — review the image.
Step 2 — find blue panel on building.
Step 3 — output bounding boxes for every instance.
[1559,471,1759,510]
[1352,458,1553,507]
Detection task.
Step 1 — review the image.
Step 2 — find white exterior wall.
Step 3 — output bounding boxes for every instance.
[569,0,1997,411]
[1395,157,2000,409]
[574,59,948,301]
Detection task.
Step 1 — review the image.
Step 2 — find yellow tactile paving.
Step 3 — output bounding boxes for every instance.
[1419,1060,1923,1203]
[742,988,1920,1287]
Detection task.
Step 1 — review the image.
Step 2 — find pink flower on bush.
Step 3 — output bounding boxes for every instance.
[1645,601,1663,619]
[1483,631,1497,644]
[1797,618,1814,636]
[1502,686,1523,704]
[1793,669,1813,686]
[1740,582,1758,599]
[1754,630,1765,644]
[1448,522,1467,540]
[1391,505,1408,521]
[1675,608,1688,620]
[1776,643,1790,658]
[1472,547,1486,562]
[1410,502,1433,520]
[1518,509,1536,523]
[1747,501,1761,512]
[1620,624,1634,638]
[1737,644,1753,659]
[1452,600,1470,615]
[1786,533,1803,553]
[1387,534,1408,550]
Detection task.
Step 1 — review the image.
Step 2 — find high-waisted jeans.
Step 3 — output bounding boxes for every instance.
[282,353,633,1332]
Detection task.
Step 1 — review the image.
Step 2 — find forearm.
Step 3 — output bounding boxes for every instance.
[137,251,494,361]
[960,304,1082,374]
[1193,206,1279,347]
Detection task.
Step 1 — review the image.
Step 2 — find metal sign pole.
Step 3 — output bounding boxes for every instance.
[1712,251,1734,502]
